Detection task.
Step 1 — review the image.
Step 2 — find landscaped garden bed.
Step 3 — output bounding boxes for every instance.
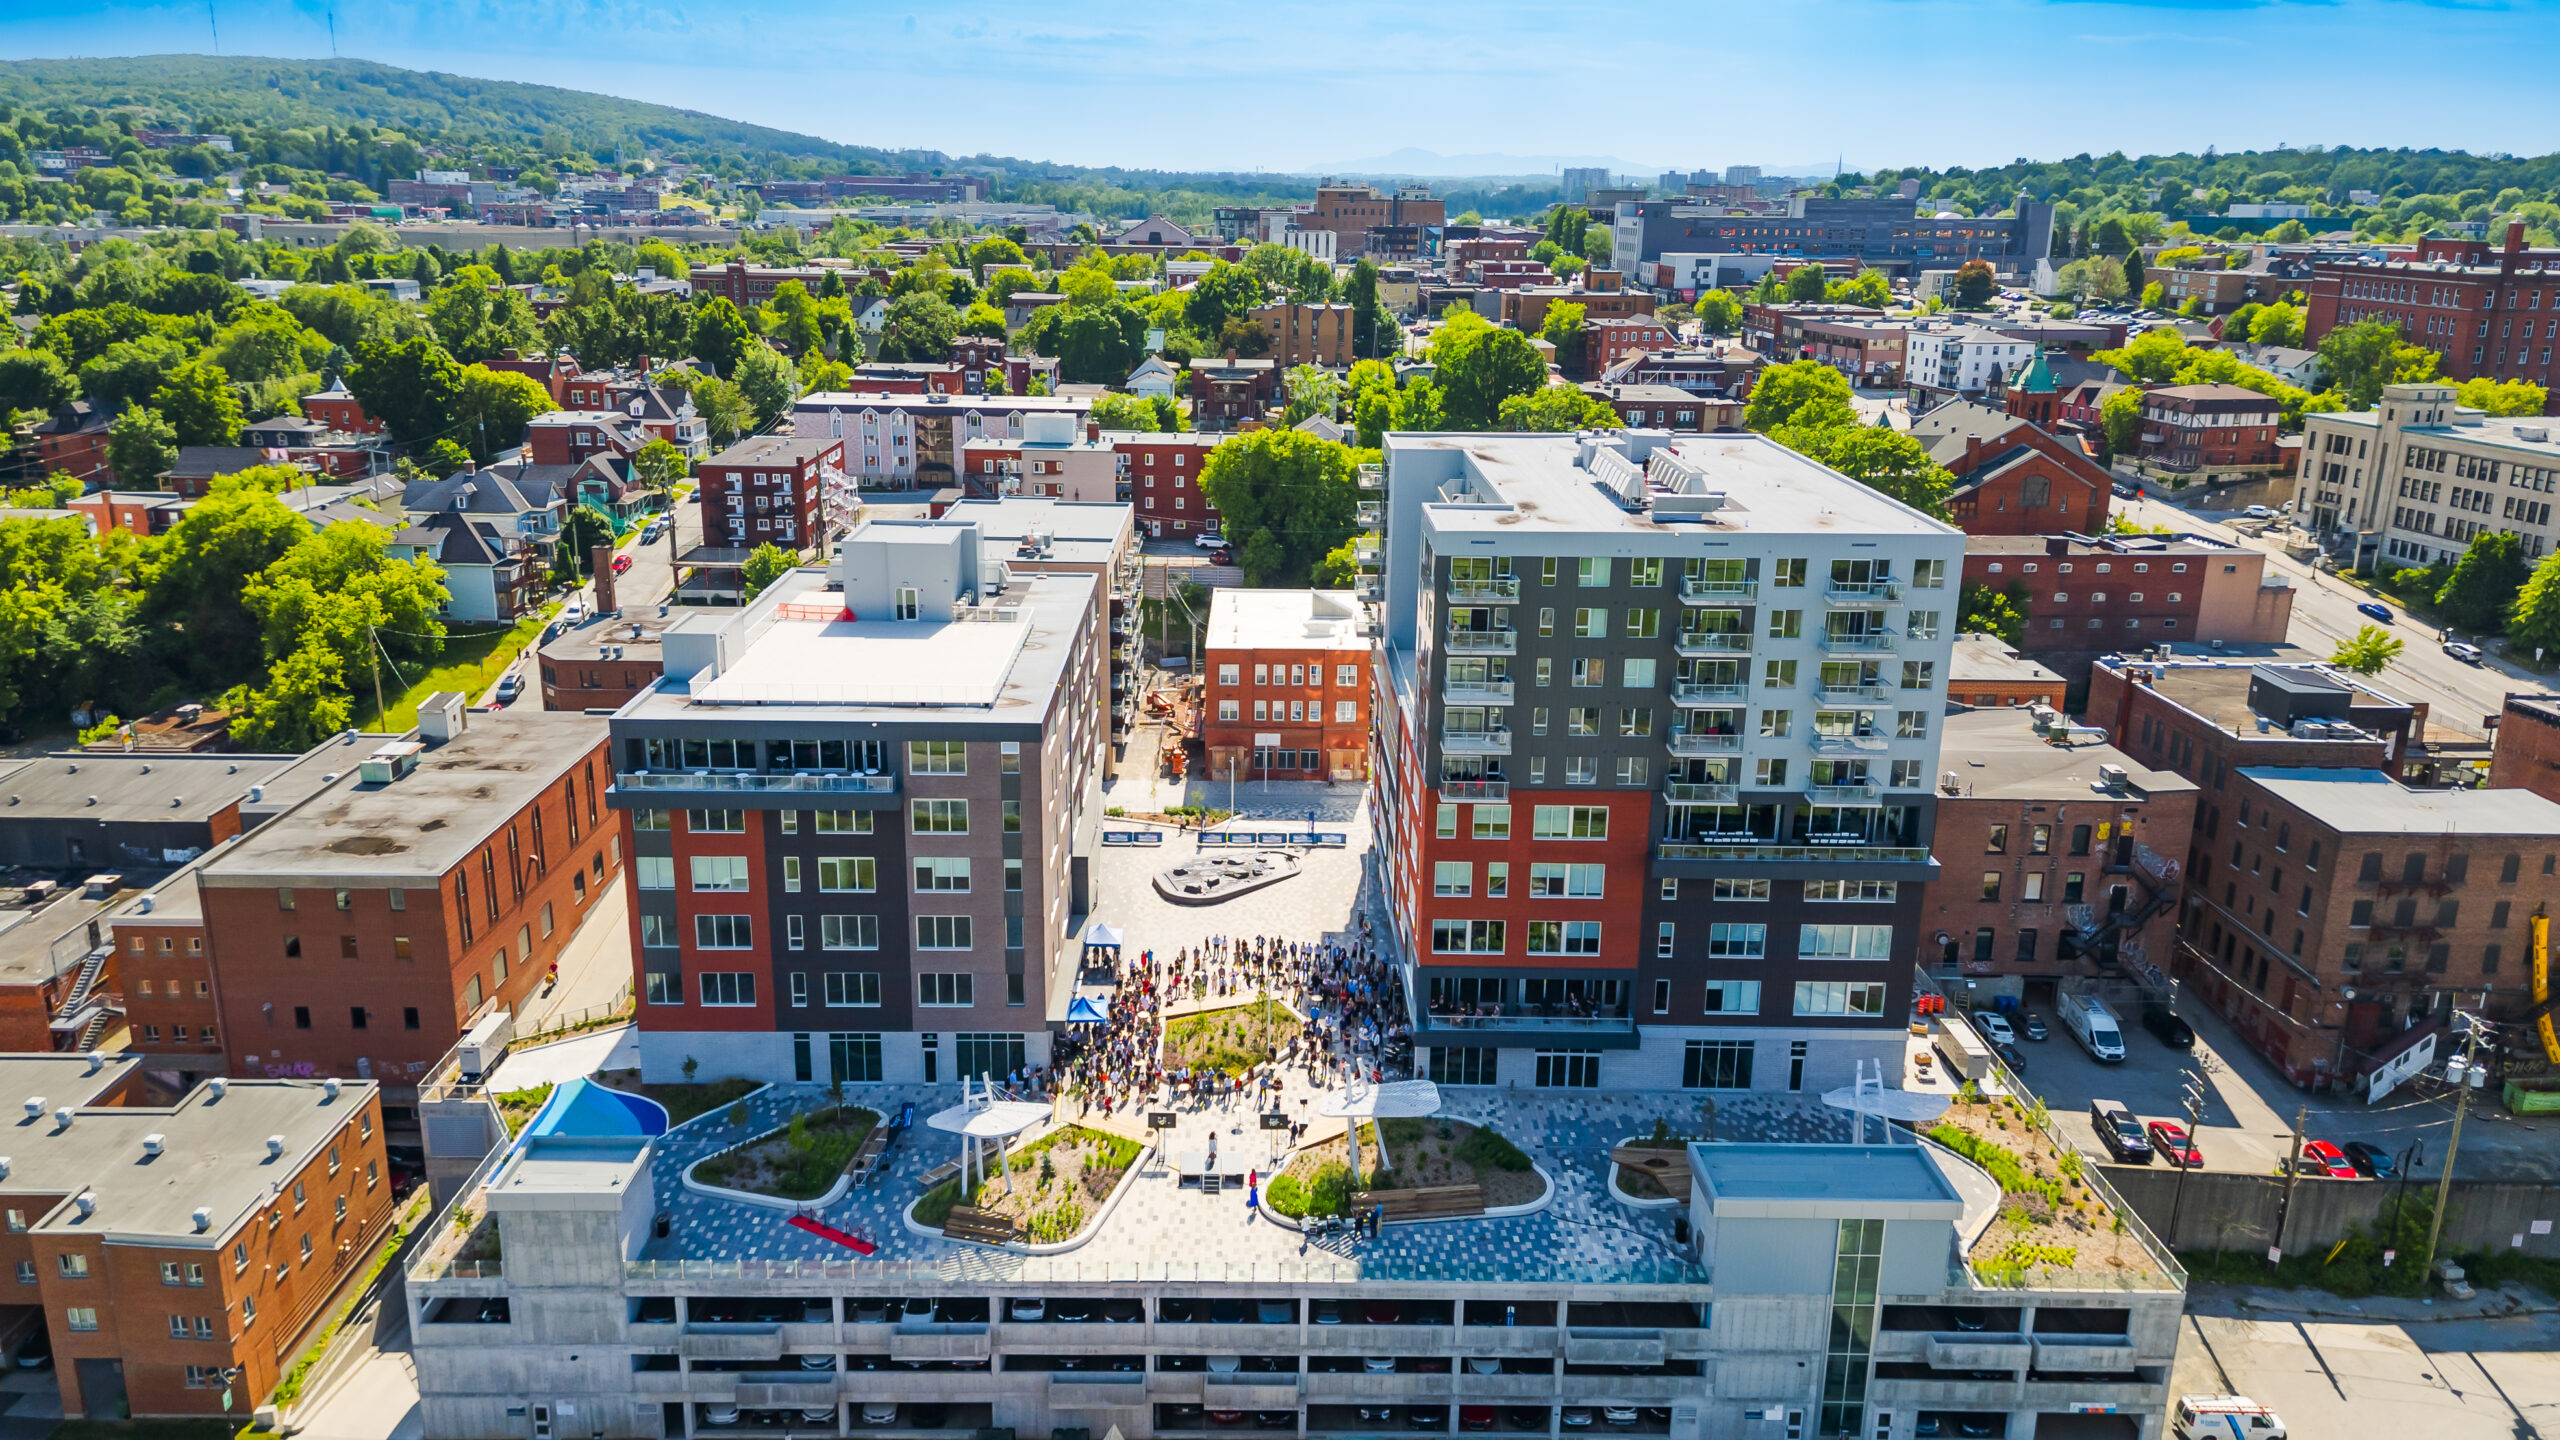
[1268,1116,1541,1217]
[912,1126,1142,1245]
[1162,999,1302,1076]
[596,1068,760,1126]
[1926,1091,2163,1286]
[691,1105,881,1202]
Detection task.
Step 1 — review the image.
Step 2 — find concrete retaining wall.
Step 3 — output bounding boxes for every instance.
[2102,1164,2560,1258]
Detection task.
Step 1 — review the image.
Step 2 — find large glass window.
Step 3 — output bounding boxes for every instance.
[1683,1040,1754,1089]
[1819,1219,1883,1436]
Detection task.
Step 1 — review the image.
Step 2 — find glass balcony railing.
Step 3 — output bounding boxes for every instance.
[1674,632,1752,656]
[613,771,898,794]
[1439,728,1513,755]
[1679,578,1757,603]
[1670,682,1747,705]
[1810,731,1891,753]
[1436,778,1509,802]
[1667,730,1745,754]
[1664,781,1738,805]
[1818,631,1898,654]
[1447,577,1522,602]
[1816,683,1895,705]
[1443,679,1515,703]
[1806,783,1884,806]
[1444,628,1518,654]
[1823,579,1904,603]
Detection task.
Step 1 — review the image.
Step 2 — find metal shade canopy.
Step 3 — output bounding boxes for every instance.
[1315,1073,1440,1188]
[925,1077,1052,1196]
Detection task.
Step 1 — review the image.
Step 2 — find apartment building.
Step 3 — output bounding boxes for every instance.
[0,1059,395,1419]
[2128,385,2284,478]
[2300,381,2560,568]
[409,1075,2183,1440]
[1902,325,2033,401]
[1369,431,1964,1097]
[960,416,1120,502]
[2303,224,2560,404]
[1740,304,1885,360]
[607,520,1105,1085]
[194,703,617,1102]
[794,393,1095,490]
[1109,431,1224,540]
[1583,318,1677,378]
[1919,708,2198,1003]
[1248,303,1355,369]
[1795,320,1907,390]
[2183,767,2560,1088]
[1497,287,1658,334]
[1964,534,2294,703]
[1202,590,1373,782]
[1187,356,1279,431]
[1581,386,1734,433]
[1597,348,1765,403]
[938,498,1144,745]
[948,338,1059,398]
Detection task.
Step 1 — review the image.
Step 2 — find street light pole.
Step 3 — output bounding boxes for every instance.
[2165,1070,2207,1251]
[2420,1013,2491,1282]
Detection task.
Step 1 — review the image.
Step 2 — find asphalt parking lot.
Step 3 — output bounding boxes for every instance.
[1965,990,2560,1182]
[2173,1310,2560,1439]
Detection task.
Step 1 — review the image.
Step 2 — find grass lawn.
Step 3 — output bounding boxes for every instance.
[355,604,558,732]
[693,1106,880,1201]
[919,1126,1140,1243]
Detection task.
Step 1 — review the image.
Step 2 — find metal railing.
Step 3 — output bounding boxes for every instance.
[1817,631,1898,654]
[1666,731,1744,754]
[1669,683,1746,705]
[1823,579,1903,603]
[1442,680,1515,703]
[1806,783,1884,806]
[1439,728,1513,755]
[1356,502,1382,527]
[1658,841,1931,864]
[517,979,637,1047]
[1816,683,1895,704]
[1418,1010,1636,1035]
[1444,629,1517,653]
[1357,464,1383,491]
[1810,732,1891,753]
[1664,782,1738,805]
[1679,578,1756,602]
[614,772,900,794]
[1447,578,1522,602]
[1673,632,1752,655]
[623,1255,1709,1286]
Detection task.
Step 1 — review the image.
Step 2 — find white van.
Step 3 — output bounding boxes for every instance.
[2172,1396,2284,1439]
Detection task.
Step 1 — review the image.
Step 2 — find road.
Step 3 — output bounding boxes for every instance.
[473,509,680,712]
[2115,487,2533,740]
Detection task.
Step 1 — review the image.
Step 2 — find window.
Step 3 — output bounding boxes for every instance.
[916,916,974,950]
[1805,879,1896,902]
[685,809,745,833]
[1798,924,1893,961]
[1767,609,1802,639]
[1436,804,1458,840]
[1794,981,1888,1017]
[1534,1050,1602,1088]
[1532,805,1609,839]
[1656,928,1676,962]
[908,740,967,774]
[912,799,969,833]
[1703,979,1762,1014]
[1760,709,1792,738]
[1433,862,1472,897]
[640,914,678,949]
[1567,706,1600,737]
[688,855,750,891]
[694,914,753,949]
[634,808,670,831]
[1573,608,1608,639]
[1981,871,2002,901]
[1472,804,1512,840]
[822,914,880,951]
[918,973,976,1006]
[1683,1041,1755,1089]
[1529,862,1606,897]
[1525,920,1602,955]
[913,858,972,892]
[1987,824,2009,854]
[1572,658,1605,687]
[815,810,874,834]
[1709,923,1767,958]
[699,972,755,1006]
[1912,558,1946,589]
[1576,557,1610,587]
[1430,920,1506,954]
[65,1307,97,1333]
[1715,878,1772,901]
[1772,558,1807,588]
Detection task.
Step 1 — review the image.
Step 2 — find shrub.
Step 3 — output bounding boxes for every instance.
[1456,1127,1531,1172]
[1302,1161,1352,1216]
[1266,1175,1310,1216]
[914,1180,967,1227]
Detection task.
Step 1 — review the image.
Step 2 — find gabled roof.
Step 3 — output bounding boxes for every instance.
[1127,355,1179,383]
[162,446,285,480]
[405,464,575,517]
[1906,400,2024,466]
[397,511,517,568]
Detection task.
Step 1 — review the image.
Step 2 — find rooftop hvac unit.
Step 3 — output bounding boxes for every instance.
[141,1133,165,1158]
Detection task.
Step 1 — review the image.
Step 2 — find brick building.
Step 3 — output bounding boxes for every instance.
[1186,355,1278,431]
[1202,590,1373,782]
[193,702,616,1101]
[2181,768,2560,1088]
[1580,384,1733,432]
[1304,183,1445,257]
[1795,320,1908,389]
[1949,633,2067,709]
[1248,303,1356,369]
[1965,534,2295,701]
[2488,693,2560,805]
[693,435,848,554]
[1497,286,1659,334]
[690,263,840,309]
[1911,397,2114,537]
[2304,223,2560,410]
[947,338,1058,398]
[2131,384,2286,478]
[297,381,380,436]
[958,416,1117,503]
[1918,708,2198,1003]
[1108,430,1223,539]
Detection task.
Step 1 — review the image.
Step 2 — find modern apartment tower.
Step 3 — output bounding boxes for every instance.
[1366,432,1965,1096]
[606,518,1106,1085]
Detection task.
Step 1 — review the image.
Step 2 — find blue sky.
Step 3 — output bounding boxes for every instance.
[3,0,2558,175]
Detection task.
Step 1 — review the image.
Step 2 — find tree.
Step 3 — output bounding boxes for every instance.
[957,300,1007,339]
[1429,313,1546,429]
[690,296,754,377]
[2436,530,2530,633]
[1282,366,1344,427]
[1183,262,1268,340]
[1743,360,1856,432]
[1784,265,1828,303]
[1312,537,1359,589]
[2139,282,2166,310]
[347,335,465,447]
[1957,582,2027,646]
[2331,624,2404,675]
[1539,301,1589,379]
[1953,260,1998,308]
[2317,319,2438,409]
[2248,302,2305,349]
[1497,386,1620,432]
[1044,303,1147,385]
[876,292,959,363]
[633,438,691,495]
[741,543,796,600]
[1695,291,1742,335]
[1778,423,1953,518]
[77,337,189,410]
[2100,386,2145,459]
[1345,259,1396,360]
[686,375,754,448]
[552,505,617,583]
[207,307,329,384]
[1195,429,1363,586]
[106,406,177,486]
[1826,270,1891,309]
[452,365,558,461]
[423,279,540,365]
[150,358,244,447]
[2510,551,2560,660]
[0,348,76,419]
[227,641,352,751]
[733,341,798,428]
[1086,394,1162,433]
[2458,377,2548,416]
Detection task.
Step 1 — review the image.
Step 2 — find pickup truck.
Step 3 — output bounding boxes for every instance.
[2091,1099,2152,1163]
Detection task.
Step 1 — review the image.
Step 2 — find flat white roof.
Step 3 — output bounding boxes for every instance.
[696,616,1030,707]
[1208,589,1370,654]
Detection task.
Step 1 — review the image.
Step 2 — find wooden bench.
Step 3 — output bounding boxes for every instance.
[942,1205,1017,1244]
[916,1159,962,1191]
[1351,1183,1485,1220]
[1608,1146,1692,1193]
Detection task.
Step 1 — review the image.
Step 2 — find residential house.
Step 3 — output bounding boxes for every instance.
[394,513,544,623]
[2132,384,2285,478]
[1124,355,1180,400]
[1187,354,1279,431]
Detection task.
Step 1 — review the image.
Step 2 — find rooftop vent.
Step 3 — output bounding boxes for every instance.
[207,1078,228,1101]
[71,1191,92,1218]
[322,1078,341,1102]
[53,1108,72,1130]
[2098,763,2129,789]
[265,1135,285,1160]
[191,1206,211,1233]
[358,742,424,786]
[82,874,120,899]
[22,1097,42,1121]
[142,1133,165,1158]
[0,1158,12,1181]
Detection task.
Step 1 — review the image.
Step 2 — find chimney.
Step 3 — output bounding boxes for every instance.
[1085,421,1102,443]
[592,544,617,614]
[2507,220,2527,258]
[1225,348,1238,364]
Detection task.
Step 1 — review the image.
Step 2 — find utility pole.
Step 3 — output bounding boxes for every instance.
[2166,1069,2208,1251]
[2421,1013,2491,1282]
[2273,1104,2306,1268]
[367,623,388,733]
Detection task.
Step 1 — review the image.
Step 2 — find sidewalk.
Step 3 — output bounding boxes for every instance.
[2189,1278,2560,1325]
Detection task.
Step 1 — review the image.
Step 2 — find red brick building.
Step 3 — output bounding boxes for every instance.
[1305,183,1445,257]
[522,411,647,468]
[1949,633,2067,709]
[1584,317,1676,378]
[27,402,115,485]
[298,381,381,436]
[67,490,188,537]
[1249,302,1356,368]
[1187,355,1278,431]
[2132,384,2285,477]
[2304,223,2560,411]
[948,337,1058,397]
[1109,431,1222,539]
[1912,394,2115,537]
[693,434,847,554]
[1966,533,2295,691]
[2487,693,2560,805]
[690,262,839,308]
[1202,590,1373,781]
[1580,384,1732,431]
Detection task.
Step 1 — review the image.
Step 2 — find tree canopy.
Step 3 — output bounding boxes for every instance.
[1195,430,1368,587]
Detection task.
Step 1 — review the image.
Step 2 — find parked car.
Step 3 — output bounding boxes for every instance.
[1051,1299,1095,1322]
[703,1407,741,1427]
[1461,1408,1498,1432]
[1994,1041,2027,1075]
[1311,1299,1345,1325]
[1104,1298,1144,1322]
[1196,531,1228,550]
[558,599,586,626]
[494,671,522,703]
[1561,1410,1597,1428]
[613,551,634,574]
[2290,1140,2361,1179]
[2149,1120,2203,1169]
[2445,641,2484,664]
[1008,1298,1046,1321]
[2112,482,2140,500]
[2091,1099,2153,1162]
[802,1409,837,1425]
[2021,1012,2049,1041]
[1466,1358,1505,1376]
[1257,1299,1295,1324]
[2142,1009,2196,1050]
[2242,505,2275,519]
[1972,1010,2016,1046]
[2343,1141,2398,1179]
[1365,1357,1397,1375]
[1363,1299,1402,1324]
[2357,601,2395,624]
[1409,1410,1450,1431]
[13,1330,47,1369]
[1603,1406,1640,1427]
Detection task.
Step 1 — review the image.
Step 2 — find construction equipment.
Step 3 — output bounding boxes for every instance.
[2536,911,2557,1065]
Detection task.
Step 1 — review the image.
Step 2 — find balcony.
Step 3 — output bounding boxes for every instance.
[1357,501,1383,527]
[1354,536,1381,565]
[1805,783,1884,807]
[1417,1008,1637,1039]
[1355,576,1382,601]
[1440,727,1513,756]
[1809,731,1890,753]
[1657,840,1932,865]
[1666,730,1743,755]
[1664,781,1738,805]
[613,771,899,795]
[1448,577,1522,602]
[1817,630,1898,654]
[1679,578,1757,603]
[1669,682,1746,707]
[1673,632,1752,657]
[1437,779,1509,802]
[1443,679,1515,704]
[1445,628,1518,655]
[1823,578,1903,603]
[1815,683,1894,706]
[1358,463,1382,490]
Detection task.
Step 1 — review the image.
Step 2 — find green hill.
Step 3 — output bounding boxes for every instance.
[0,54,945,170]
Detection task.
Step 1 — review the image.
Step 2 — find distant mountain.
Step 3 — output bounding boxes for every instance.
[1305,147,1668,181]
[0,55,954,170]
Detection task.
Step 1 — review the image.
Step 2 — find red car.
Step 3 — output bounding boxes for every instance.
[2292,1140,2360,1179]
[2147,1121,2202,1169]
[613,553,634,573]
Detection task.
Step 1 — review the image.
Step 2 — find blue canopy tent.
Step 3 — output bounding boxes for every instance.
[1064,996,1110,1025]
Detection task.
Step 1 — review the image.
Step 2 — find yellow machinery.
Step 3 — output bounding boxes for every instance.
[2536,911,2557,1065]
